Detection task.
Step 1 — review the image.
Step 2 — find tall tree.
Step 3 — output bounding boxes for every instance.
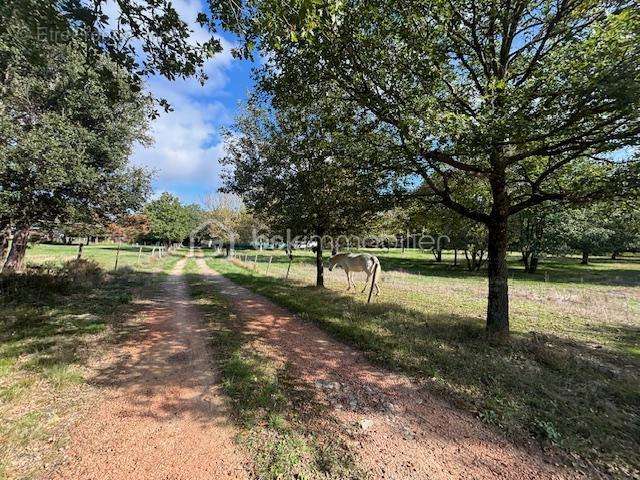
[144,193,203,246]
[216,0,640,334]
[222,99,395,286]
[0,37,151,273]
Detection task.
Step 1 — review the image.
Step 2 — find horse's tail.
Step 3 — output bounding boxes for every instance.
[373,255,382,282]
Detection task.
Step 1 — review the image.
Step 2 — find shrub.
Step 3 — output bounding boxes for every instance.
[0,259,104,305]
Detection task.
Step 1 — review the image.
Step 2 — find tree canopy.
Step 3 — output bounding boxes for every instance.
[222,96,396,286]
[143,193,203,246]
[2,0,222,109]
[0,31,151,272]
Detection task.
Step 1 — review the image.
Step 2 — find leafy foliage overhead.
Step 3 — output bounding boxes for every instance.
[1,0,223,110]
[0,35,151,230]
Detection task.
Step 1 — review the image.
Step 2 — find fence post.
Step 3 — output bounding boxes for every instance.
[114,242,121,271]
[254,254,258,270]
[137,246,142,265]
[367,263,379,304]
[285,255,293,280]
[77,243,83,260]
[266,256,273,275]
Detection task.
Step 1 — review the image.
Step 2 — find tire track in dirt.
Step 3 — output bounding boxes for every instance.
[48,258,249,480]
[198,258,570,480]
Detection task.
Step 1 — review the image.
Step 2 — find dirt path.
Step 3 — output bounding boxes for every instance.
[48,258,249,480]
[198,258,570,480]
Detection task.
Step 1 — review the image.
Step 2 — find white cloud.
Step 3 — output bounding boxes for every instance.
[132,94,230,189]
[120,0,242,201]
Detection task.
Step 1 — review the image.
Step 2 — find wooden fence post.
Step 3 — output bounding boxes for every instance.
[114,242,121,271]
[367,263,379,304]
[285,255,293,280]
[137,246,143,265]
[77,243,83,260]
[254,254,258,270]
[266,256,273,275]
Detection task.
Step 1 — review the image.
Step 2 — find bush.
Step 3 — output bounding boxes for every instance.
[0,259,104,305]
[60,259,104,285]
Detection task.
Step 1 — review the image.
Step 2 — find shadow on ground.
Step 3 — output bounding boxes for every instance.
[208,262,640,478]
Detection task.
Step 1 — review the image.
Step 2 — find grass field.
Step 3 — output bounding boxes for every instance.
[0,245,181,479]
[2,244,639,478]
[24,242,173,272]
[207,248,640,478]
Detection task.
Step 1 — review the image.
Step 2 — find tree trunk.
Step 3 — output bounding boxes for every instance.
[464,249,472,271]
[581,251,589,265]
[522,251,530,272]
[436,249,442,262]
[315,241,324,287]
[2,226,30,274]
[611,251,619,260]
[476,250,485,271]
[528,255,539,274]
[486,219,509,336]
[453,248,458,266]
[0,226,9,261]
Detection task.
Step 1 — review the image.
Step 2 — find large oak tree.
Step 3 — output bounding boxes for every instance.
[0,33,151,272]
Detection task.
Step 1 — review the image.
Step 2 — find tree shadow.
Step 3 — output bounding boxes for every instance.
[0,269,157,380]
[212,265,640,476]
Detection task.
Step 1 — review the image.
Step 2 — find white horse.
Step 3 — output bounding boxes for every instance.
[328,253,381,295]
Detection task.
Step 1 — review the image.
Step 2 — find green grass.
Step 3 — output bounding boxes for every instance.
[206,253,640,479]
[183,258,366,480]
[0,245,182,479]
[227,247,640,287]
[25,242,182,273]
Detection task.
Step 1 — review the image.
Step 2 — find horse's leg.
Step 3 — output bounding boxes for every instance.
[361,272,371,293]
[345,270,351,291]
[350,271,357,291]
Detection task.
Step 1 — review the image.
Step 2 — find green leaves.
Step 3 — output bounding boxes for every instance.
[143,194,203,244]
[221,93,397,238]
[2,0,223,106]
[0,30,151,230]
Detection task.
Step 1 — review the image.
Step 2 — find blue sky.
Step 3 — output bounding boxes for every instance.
[129,0,256,206]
